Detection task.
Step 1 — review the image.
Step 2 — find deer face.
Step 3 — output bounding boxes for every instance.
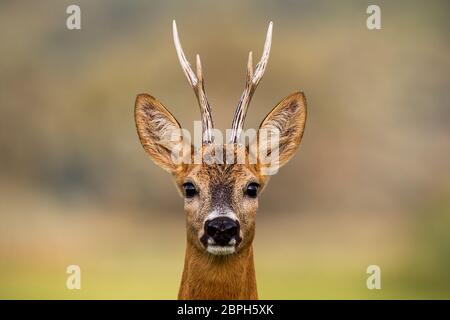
[178,160,261,255]
[134,21,306,256]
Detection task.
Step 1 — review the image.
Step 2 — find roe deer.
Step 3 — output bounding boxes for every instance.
[134,21,307,299]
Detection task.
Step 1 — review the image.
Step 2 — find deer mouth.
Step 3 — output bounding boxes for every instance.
[200,233,241,256]
[206,243,236,255]
[200,233,242,256]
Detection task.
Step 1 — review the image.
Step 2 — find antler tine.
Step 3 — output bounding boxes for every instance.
[230,21,273,143]
[172,20,214,143]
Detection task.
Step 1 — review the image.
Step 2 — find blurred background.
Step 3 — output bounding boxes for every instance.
[0,0,449,299]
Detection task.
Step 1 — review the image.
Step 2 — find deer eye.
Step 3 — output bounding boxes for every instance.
[245,183,259,198]
[183,182,197,198]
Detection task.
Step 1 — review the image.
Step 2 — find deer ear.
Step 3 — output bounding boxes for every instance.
[257,92,307,172]
[135,94,183,173]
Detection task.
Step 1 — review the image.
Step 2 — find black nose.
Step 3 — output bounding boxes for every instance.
[205,217,240,246]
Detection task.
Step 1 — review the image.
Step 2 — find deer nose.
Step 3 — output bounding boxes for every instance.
[205,217,240,246]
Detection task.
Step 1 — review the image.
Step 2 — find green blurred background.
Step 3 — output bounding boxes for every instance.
[0,0,449,299]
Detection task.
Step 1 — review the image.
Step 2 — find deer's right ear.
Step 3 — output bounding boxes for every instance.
[135,94,183,173]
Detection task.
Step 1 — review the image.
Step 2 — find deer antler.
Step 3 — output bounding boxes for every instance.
[230,22,273,143]
[173,20,214,143]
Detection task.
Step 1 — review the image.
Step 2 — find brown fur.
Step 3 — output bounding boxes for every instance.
[178,241,258,299]
[134,91,307,299]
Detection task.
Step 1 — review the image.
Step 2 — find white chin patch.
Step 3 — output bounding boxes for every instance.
[206,245,236,255]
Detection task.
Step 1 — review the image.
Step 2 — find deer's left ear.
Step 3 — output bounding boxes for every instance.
[134,93,183,173]
[257,91,307,169]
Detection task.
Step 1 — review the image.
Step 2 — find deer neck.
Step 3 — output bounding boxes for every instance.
[178,241,258,300]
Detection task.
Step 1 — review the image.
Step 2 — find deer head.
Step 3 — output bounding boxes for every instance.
[134,21,306,299]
